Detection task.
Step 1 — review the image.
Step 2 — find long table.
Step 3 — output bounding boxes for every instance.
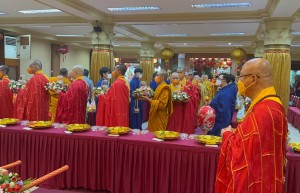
[0,125,299,193]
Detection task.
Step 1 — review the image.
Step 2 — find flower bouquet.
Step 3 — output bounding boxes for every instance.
[132,86,154,99]
[45,81,68,92]
[0,168,32,193]
[92,85,109,96]
[8,80,25,93]
[172,91,189,102]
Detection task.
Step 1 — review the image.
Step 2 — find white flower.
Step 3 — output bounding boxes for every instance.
[9,182,14,187]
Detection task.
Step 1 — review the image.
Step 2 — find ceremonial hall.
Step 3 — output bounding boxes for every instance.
[0,0,300,193]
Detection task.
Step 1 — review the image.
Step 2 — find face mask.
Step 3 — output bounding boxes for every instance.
[138,74,143,79]
[172,79,180,85]
[27,68,33,74]
[237,76,255,96]
[155,76,161,84]
[112,71,117,78]
[107,73,112,79]
[216,79,221,86]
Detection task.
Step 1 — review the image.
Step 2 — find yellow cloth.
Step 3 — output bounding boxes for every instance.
[199,83,208,106]
[148,83,173,132]
[204,80,213,99]
[246,86,282,116]
[36,70,49,81]
[170,83,181,92]
[180,77,187,86]
[49,76,71,123]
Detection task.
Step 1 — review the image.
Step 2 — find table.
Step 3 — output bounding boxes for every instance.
[0,125,299,193]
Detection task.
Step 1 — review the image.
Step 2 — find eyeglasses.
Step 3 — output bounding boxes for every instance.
[237,74,260,80]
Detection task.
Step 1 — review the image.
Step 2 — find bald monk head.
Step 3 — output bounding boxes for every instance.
[238,58,273,100]
[28,60,43,74]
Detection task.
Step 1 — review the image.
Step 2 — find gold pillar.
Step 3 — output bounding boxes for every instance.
[90,24,115,84]
[262,18,293,112]
[139,42,155,85]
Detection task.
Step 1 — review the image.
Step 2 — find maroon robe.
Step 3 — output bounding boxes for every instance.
[16,72,49,121]
[55,77,89,124]
[0,76,14,118]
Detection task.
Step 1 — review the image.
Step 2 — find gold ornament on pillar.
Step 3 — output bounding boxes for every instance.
[160,48,174,63]
[231,48,246,64]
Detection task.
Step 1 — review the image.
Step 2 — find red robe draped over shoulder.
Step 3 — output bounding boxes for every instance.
[0,76,14,118]
[55,77,89,124]
[97,77,129,127]
[216,96,287,193]
[16,71,49,121]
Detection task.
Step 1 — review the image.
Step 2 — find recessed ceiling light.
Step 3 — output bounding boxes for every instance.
[0,11,6,15]
[191,3,251,8]
[22,25,51,28]
[291,44,300,47]
[210,32,246,36]
[156,34,190,37]
[115,33,126,37]
[228,43,232,45]
[216,44,243,47]
[18,9,62,14]
[184,43,187,45]
[56,35,85,37]
[292,32,300,35]
[108,6,160,12]
[113,45,120,47]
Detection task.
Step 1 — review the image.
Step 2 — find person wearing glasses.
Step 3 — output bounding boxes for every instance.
[215,58,287,193]
[177,68,187,86]
[208,73,237,136]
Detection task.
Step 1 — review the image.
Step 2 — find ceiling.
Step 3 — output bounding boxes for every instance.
[0,0,300,56]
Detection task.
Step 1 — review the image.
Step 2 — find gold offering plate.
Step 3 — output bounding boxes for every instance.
[107,127,131,135]
[66,124,91,132]
[28,121,52,128]
[154,131,180,140]
[195,135,222,145]
[0,118,19,125]
[290,142,300,152]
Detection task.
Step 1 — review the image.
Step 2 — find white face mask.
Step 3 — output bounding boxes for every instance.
[107,73,112,79]
[138,74,143,79]
[216,79,221,86]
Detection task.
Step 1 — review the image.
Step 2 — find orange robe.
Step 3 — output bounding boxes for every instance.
[55,76,89,124]
[0,76,14,118]
[16,71,50,121]
[97,76,129,127]
[148,83,173,132]
[48,77,71,122]
[216,87,287,193]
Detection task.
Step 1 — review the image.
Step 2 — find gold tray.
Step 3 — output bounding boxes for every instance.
[289,142,300,152]
[154,131,180,140]
[28,121,52,129]
[107,127,131,135]
[195,135,222,145]
[0,118,19,125]
[66,124,91,132]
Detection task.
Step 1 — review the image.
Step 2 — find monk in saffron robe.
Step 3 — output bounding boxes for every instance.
[48,68,71,122]
[16,60,49,121]
[142,70,173,132]
[97,64,130,127]
[177,68,187,86]
[216,58,287,193]
[55,65,89,124]
[0,65,14,118]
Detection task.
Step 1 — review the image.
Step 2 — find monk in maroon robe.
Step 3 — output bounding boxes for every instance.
[96,64,129,127]
[0,65,14,118]
[16,60,49,121]
[55,65,89,124]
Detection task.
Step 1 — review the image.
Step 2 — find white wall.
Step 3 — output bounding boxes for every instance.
[60,45,90,72]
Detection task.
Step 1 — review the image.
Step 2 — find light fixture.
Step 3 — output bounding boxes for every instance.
[22,25,51,28]
[113,44,120,47]
[115,33,126,37]
[153,58,158,63]
[228,43,232,45]
[184,43,187,46]
[0,11,6,15]
[108,6,160,11]
[292,32,300,35]
[216,44,243,47]
[18,9,62,14]
[129,44,140,47]
[291,44,300,47]
[210,32,245,36]
[56,35,85,37]
[156,34,190,37]
[191,3,252,8]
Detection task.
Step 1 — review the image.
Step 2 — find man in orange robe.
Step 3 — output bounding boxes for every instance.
[96,64,129,127]
[48,68,71,122]
[142,70,173,132]
[216,58,287,193]
[0,64,14,118]
[55,65,89,124]
[16,60,49,121]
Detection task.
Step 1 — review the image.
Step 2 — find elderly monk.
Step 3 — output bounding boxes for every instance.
[167,72,185,132]
[16,60,49,121]
[216,58,287,193]
[142,70,173,132]
[0,64,14,118]
[177,68,187,86]
[97,64,130,127]
[55,65,89,124]
[48,68,71,122]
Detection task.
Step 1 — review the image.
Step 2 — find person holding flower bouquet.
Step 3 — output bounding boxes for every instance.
[0,64,14,118]
[48,68,71,122]
[129,68,143,129]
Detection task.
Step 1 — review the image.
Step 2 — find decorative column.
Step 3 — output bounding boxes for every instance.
[253,40,264,58]
[139,42,155,85]
[90,23,115,84]
[262,18,293,112]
